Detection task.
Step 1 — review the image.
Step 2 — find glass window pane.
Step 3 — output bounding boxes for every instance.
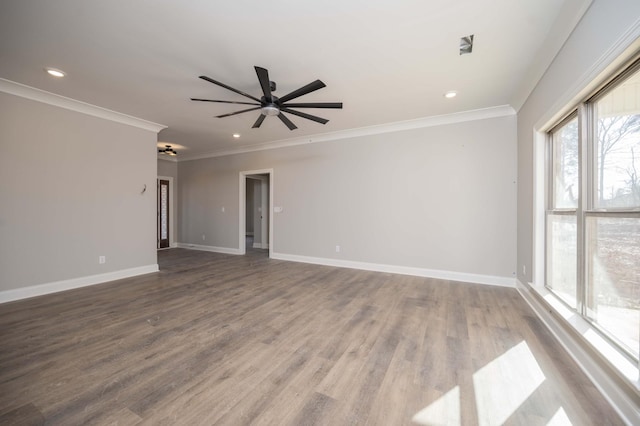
[585,216,640,358]
[161,184,168,239]
[594,68,640,209]
[552,117,579,209]
[546,214,577,308]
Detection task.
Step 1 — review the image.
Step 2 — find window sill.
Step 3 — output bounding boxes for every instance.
[517,280,640,423]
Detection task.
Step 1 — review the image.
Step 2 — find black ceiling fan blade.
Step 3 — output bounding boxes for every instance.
[281,107,329,124]
[277,113,298,130]
[191,98,260,106]
[282,102,343,109]
[199,75,262,103]
[255,66,273,103]
[278,80,326,103]
[216,106,261,118]
[252,114,266,128]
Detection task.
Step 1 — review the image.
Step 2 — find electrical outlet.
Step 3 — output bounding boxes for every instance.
[336,245,341,253]
[99,256,106,264]
[202,234,206,241]
[522,265,526,275]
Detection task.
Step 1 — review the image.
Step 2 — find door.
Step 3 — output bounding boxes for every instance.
[158,179,170,249]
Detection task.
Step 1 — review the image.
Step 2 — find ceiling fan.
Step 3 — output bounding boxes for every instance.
[158,145,177,156]
[191,66,343,130]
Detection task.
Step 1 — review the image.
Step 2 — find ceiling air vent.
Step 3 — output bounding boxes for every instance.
[459,34,474,55]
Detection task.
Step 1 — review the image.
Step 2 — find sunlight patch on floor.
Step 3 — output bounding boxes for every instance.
[411,386,460,426]
[547,406,572,425]
[412,341,551,425]
[472,341,546,425]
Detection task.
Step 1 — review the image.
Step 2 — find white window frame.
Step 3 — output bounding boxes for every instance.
[536,53,640,392]
[543,55,640,366]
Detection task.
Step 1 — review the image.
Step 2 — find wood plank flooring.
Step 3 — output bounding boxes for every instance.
[0,249,623,425]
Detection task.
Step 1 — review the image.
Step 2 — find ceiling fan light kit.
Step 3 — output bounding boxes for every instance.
[191,66,343,130]
[261,104,280,116]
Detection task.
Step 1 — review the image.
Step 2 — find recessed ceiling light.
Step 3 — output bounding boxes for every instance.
[444,91,457,99]
[233,133,241,138]
[45,67,65,78]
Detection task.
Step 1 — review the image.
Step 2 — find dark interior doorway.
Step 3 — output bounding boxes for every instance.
[157,179,170,249]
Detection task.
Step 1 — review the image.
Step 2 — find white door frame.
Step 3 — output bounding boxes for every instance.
[239,169,273,257]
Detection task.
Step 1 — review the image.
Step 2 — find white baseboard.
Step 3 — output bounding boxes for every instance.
[176,242,242,255]
[253,242,269,249]
[0,264,159,304]
[270,252,515,288]
[516,280,640,425]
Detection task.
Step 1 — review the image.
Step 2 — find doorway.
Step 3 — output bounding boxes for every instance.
[157,179,170,249]
[239,169,273,257]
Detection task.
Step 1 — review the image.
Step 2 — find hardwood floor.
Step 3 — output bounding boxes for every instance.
[0,249,623,425]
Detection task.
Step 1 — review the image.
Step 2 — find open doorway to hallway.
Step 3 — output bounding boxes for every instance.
[240,169,273,257]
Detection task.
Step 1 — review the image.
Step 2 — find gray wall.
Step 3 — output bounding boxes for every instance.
[0,92,158,292]
[516,0,640,284]
[178,114,517,280]
[158,158,177,179]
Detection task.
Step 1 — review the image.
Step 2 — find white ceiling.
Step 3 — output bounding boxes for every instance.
[0,0,591,160]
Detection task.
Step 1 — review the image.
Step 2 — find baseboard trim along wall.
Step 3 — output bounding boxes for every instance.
[271,252,515,288]
[516,279,640,425]
[0,264,159,304]
[176,243,242,255]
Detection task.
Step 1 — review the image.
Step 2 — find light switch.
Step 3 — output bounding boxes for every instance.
[274,206,283,213]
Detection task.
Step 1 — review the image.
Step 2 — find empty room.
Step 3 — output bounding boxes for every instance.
[1,1,639,424]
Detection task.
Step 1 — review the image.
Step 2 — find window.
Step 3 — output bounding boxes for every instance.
[547,115,579,308]
[546,59,640,361]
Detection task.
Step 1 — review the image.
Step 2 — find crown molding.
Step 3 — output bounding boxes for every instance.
[0,78,167,133]
[535,14,640,131]
[178,104,516,162]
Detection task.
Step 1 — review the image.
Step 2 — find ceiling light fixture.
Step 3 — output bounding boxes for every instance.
[45,67,65,77]
[158,145,177,156]
[233,133,241,138]
[261,104,280,117]
[444,91,457,99]
[191,66,342,131]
